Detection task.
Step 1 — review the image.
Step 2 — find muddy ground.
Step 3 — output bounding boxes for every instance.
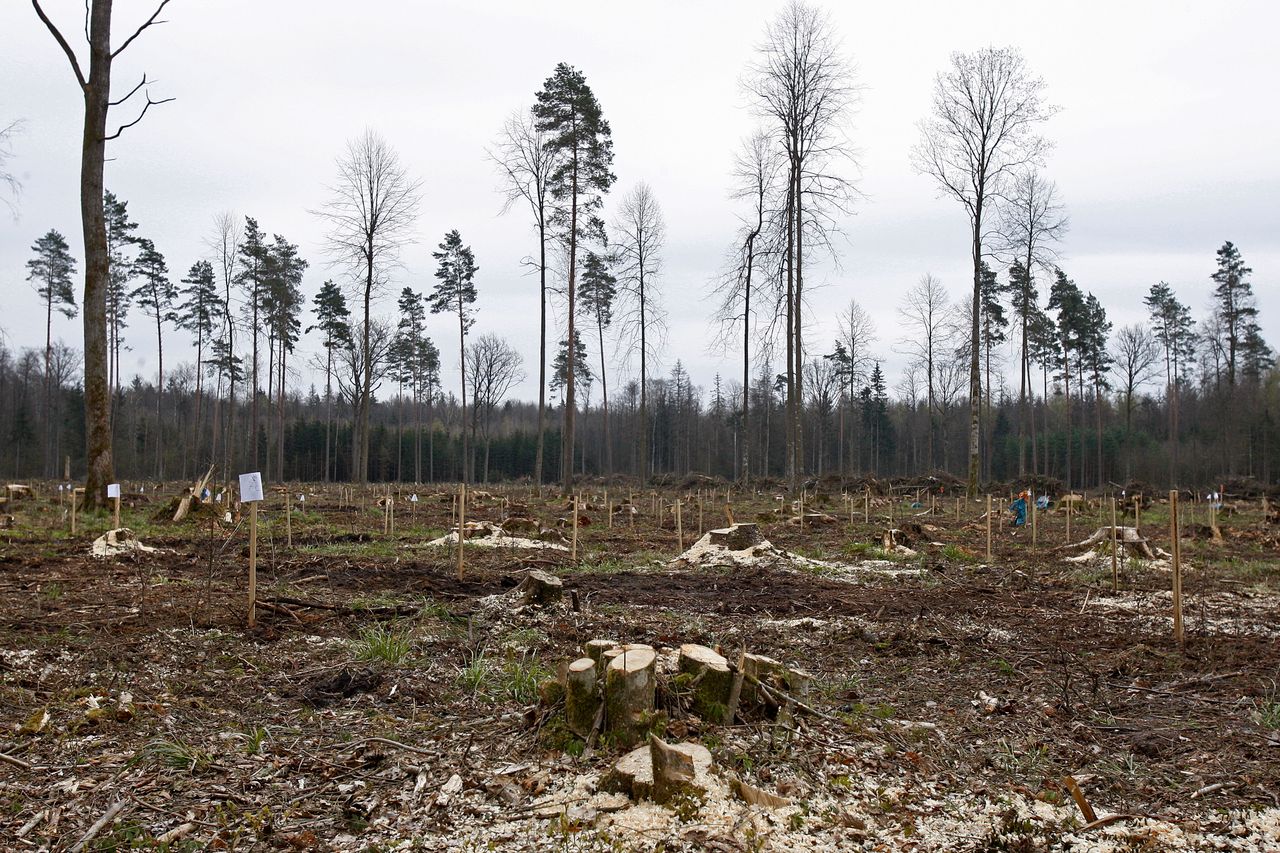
[1,483,1278,851]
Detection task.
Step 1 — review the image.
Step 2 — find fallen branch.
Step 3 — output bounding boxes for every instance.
[0,751,32,770]
[341,736,439,758]
[71,800,128,852]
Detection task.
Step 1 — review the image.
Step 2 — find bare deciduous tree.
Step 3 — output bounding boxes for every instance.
[490,108,561,489]
[317,130,422,483]
[746,0,859,487]
[466,334,524,483]
[710,130,784,482]
[998,169,1067,475]
[1112,324,1161,479]
[614,182,667,482]
[913,46,1056,496]
[0,118,23,217]
[31,0,175,505]
[896,275,953,471]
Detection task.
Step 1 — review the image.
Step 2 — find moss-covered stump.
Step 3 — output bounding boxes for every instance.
[604,646,657,747]
[565,657,599,737]
[603,738,712,805]
[584,639,619,674]
[677,644,734,723]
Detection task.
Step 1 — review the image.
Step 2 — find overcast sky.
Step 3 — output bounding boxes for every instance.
[2,0,1276,404]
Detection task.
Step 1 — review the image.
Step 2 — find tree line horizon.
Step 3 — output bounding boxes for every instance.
[8,1,1276,502]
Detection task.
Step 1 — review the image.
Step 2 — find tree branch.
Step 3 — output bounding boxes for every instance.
[109,73,149,107]
[31,0,87,89]
[104,92,175,141]
[111,0,172,59]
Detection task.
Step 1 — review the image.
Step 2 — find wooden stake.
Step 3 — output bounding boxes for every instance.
[986,494,992,560]
[1133,497,1141,534]
[457,482,466,579]
[285,491,292,549]
[248,501,258,629]
[1110,496,1119,592]
[113,494,121,530]
[571,494,579,563]
[675,498,683,551]
[1170,489,1183,644]
[698,494,704,535]
[1066,496,1072,542]
[606,488,611,529]
[864,486,870,524]
[1031,494,1038,549]
[71,488,78,535]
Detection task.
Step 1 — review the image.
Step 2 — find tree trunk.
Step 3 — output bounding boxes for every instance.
[561,143,579,494]
[76,0,116,507]
[534,213,547,489]
[966,203,983,497]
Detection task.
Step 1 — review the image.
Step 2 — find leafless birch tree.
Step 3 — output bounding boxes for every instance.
[913,46,1055,496]
[317,130,422,483]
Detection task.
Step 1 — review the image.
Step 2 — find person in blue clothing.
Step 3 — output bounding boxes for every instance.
[1009,490,1029,527]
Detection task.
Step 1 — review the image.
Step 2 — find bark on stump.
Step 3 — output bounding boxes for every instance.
[677,644,734,723]
[565,657,599,737]
[707,523,763,551]
[604,739,712,804]
[585,639,619,675]
[516,570,564,606]
[604,646,657,747]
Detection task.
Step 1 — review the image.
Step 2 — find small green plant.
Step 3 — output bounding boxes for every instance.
[941,544,978,564]
[132,737,212,772]
[239,725,270,755]
[1255,682,1280,729]
[41,582,64,601]
[352,622,413,664]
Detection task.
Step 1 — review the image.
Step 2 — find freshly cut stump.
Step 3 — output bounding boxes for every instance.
[605,646,657,747]
[585,639,619,675]
[516,569,564,606]
[649,734,699,804]
[677,644,734,724]
[604,739,712,804]
[740,652,785,706]
[565,657,599,737]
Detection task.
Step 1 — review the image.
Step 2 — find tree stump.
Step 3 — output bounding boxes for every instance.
[585,639,619,674]
[605,646,657,747]
[649,734,699,804]
[565,657,599,737]
[707,524,763,551]
[516,569,563,606]
[604,739,712,804]
[677,644,734,723]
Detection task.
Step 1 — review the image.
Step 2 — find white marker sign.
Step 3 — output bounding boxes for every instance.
[106,483,121,499]
[239,472,264,503]
[410,493,419,503]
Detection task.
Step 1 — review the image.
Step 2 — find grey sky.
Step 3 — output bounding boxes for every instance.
[2,0,1276,404]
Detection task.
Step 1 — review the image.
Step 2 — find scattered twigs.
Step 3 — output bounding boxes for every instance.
[0,750,33,770]
[71,799,128,852]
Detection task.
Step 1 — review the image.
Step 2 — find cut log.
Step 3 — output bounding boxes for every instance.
[515,570,563,606]
[604,646,657,747]
[604,740,712,803]
[565,657,599,737]
[585,639,619,674]
[707,523,763,551]
[677,644,734,724]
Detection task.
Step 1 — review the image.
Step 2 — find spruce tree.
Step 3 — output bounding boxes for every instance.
[1144,282,1196,485]
[533,62,615,491]
[104,191,138,399]
[1210,241,1259,387]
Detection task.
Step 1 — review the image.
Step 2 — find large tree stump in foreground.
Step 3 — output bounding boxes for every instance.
[565,657,599,737]
[605,645,657,747]
[604,738,711,804]
[677,644,734,723]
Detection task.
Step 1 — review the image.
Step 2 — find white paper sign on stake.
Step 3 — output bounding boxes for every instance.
[106,483,121,499]
[298,494,305,502]
[410,494,419,503]
[239,472,264,503]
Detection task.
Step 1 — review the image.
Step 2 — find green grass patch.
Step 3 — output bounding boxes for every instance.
[351,622,414,664]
